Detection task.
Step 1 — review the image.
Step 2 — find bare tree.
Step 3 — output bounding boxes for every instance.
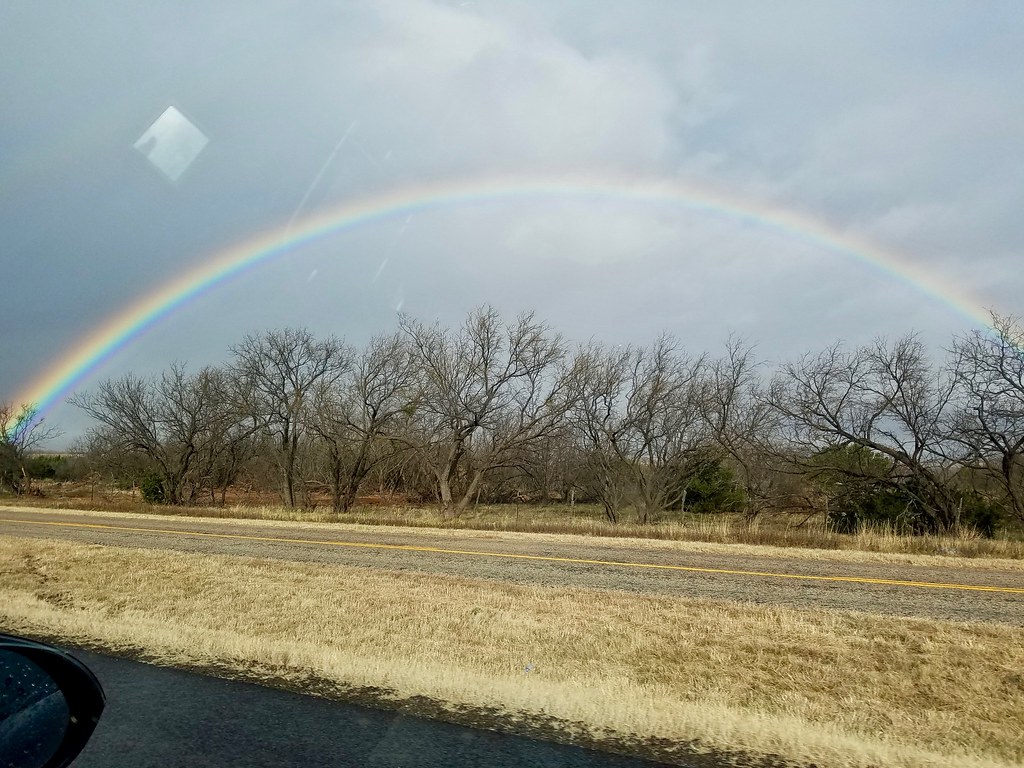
[706,337,786,519]
[516,427,581,504]
[157,364,259,504]
[768,334,964,532]
[195,367,261,505]
[399,306,571,515]
[71,364,250,504]
[949,312,1024,523]
[309,332,417,512]
[230,328,350,507]
[571,337,713,524]
[73,372,182,502]
[568,344,635,522]
[0,402,61,494]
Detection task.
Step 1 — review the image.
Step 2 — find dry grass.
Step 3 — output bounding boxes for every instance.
[16,481,1024,561]
[1,535,1022,768]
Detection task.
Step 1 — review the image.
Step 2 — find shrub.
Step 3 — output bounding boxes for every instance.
[828,480,1002,537]
[140,473,166,504]
[669,458,746,515]
[25,455,65,480]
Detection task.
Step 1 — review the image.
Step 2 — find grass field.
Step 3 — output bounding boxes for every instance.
[2,534,1021,768]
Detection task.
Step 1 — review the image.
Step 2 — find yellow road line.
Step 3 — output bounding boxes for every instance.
[2,516,1023,595]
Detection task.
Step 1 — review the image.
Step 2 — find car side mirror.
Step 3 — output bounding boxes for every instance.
[0,635,105,768]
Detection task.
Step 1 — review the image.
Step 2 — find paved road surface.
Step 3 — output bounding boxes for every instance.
[2,507,1022,625]
[66,648,668,768]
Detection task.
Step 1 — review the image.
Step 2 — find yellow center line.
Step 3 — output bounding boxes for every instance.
[2,516,1023,595]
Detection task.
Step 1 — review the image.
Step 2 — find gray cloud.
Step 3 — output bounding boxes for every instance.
[1,0,1021,446]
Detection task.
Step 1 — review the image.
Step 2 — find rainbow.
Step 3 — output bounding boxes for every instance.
[9,172,994,430]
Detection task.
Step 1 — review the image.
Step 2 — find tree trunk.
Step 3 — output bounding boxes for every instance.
[437,437,466,517]
[340,440,371,513]
[284,471,295,508]
[437,467,454,515]
[601,498,618,524]
[456,469,485,513]
[1002,453,1024,523]
[282,425,299,508]
[339,463,361,512]
[330,454,344,513]
[635,477,658,525]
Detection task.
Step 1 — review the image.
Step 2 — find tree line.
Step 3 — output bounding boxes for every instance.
[4,306,1023,535]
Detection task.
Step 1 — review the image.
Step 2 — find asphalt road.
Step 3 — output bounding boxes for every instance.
[2,506,1022,625]
[66,648,668,768]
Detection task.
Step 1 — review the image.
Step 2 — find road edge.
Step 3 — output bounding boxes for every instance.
[15,628,798,768]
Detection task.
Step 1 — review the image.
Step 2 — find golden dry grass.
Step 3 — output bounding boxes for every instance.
[1,535,1021,767]
[11,483,1024,560]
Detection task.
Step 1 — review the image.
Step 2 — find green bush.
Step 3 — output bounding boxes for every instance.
[667,457,746,514]
[955,491,1002,538]
[140,473,166,504]
[827,482,912,534]
[25,455,64,480]
[827,480,1002,537]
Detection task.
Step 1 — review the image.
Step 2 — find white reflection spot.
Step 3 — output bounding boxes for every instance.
[372,257,390,283]
[134,106,208,182]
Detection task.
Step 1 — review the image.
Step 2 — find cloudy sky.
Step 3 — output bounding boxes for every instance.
[2,1,1022,444]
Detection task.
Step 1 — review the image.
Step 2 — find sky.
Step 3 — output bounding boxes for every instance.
[2,1,1022,446]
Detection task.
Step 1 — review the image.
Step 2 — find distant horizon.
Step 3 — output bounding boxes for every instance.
[19,306,1012,453]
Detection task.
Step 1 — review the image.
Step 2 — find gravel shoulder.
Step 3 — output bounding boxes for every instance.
[1,505,1021,625]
